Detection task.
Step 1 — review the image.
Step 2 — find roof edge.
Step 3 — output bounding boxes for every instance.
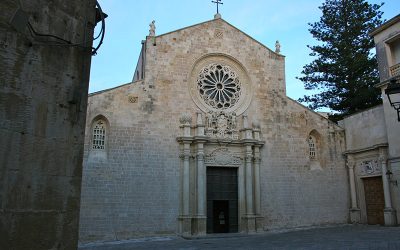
[89,80,143,97]
[370,14,400,37]
[285,97,343,130]
[340,104,383,120]
[152,17,284,58]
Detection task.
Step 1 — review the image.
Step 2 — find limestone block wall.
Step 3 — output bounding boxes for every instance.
[258,98,348,230]
[80,82,182,242]
[79,18,349,242]
[338,105,387,151]
[0,1,95,249]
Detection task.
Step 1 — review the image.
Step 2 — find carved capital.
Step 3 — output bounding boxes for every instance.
[253,155,261,162]
[196,152,205,160]
[346,160,355,169]
[379,155,387,164]
[245,154,253,162]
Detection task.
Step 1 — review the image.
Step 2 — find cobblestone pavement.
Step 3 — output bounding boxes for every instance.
[79,225,400,250]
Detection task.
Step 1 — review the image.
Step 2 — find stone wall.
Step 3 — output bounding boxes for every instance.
[338,105,387,151]
[79,18,349,242]
[0,0,95,249]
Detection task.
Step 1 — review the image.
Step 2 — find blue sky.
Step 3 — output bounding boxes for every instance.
[90,0,399,109]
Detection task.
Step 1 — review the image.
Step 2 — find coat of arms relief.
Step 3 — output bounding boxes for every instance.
[205,111,239,140]
[358,160,381,176]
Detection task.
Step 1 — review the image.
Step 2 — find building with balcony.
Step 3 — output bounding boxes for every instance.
[339,14,400,227]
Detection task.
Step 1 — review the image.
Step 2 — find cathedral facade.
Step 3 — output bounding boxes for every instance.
[79,16,350,242]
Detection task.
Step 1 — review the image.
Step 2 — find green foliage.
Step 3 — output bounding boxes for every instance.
[298,0,384,115]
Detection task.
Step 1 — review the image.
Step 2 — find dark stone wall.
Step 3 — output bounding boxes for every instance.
[0,0,96,249]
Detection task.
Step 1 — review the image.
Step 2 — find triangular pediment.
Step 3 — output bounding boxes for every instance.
[155,17,282,57]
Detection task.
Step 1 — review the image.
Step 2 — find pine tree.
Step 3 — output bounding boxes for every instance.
[298,0,384,118]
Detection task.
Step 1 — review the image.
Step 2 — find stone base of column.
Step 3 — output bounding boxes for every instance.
[349,208,361,223]
[255,215,264,232]
[191,216,207,236]
[384,208,397,226]
[242,215,256,233]
[178,216,192,236]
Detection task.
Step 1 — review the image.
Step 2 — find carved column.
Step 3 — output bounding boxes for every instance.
[253,146,261,215]
[253,144,264,232]
[194,112,207,235]
[252,122,263,232]
[245,145,254,216]
[348,162,357,209]
[183,144,190,216]
[379,149,397,226]
[178,114,192,235]
[346,155,360,223]
[242,115,255,232]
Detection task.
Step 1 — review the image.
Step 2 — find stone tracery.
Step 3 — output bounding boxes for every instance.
[197,63,242,110]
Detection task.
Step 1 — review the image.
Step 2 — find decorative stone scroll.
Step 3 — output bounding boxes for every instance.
[205,148,242,166]
[205,111,239,139]
[358,160,381,176]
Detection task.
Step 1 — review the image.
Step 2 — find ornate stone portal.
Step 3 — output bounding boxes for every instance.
[177,112,264,236]
[177,54,264,236]
[346,147,397,226]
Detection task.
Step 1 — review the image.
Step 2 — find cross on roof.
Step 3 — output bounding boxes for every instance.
[212,0,223,14]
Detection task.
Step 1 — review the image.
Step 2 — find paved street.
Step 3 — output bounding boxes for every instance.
[79,225,400,250]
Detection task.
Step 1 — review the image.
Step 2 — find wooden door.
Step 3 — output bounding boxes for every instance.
[206,167,238,233]
[363,177,385,225]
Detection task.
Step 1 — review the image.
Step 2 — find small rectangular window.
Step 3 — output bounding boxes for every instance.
[92,120,106,150]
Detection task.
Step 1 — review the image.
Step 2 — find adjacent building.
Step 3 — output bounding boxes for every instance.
[339,14,400,226]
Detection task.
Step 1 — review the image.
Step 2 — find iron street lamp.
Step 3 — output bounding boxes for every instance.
[385,79,400,121]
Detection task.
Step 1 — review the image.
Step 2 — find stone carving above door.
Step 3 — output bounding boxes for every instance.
[205,111,239,140]
[205,147,242,166]
[358,160,381,176]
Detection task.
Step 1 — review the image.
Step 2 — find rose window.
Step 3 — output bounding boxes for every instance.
[197,63,242,109]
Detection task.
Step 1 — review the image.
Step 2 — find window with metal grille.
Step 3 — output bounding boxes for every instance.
[92,120,106,150]
[308,136,316,159]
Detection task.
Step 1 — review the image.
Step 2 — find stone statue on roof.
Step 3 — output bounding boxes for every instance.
[275,40,281,54]
[149,20,155,36]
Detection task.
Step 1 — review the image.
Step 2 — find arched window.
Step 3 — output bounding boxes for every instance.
[308,136,316,159]
[92,119,106,150]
